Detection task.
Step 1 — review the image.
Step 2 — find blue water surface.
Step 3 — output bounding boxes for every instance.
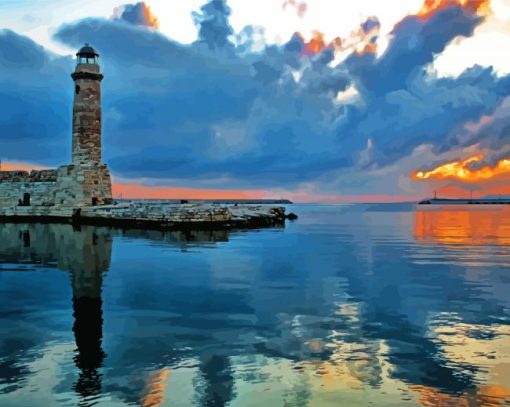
[1,204,510,406]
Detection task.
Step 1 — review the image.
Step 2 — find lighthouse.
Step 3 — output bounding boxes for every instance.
[71,44,104,167]
[56,44,112,206]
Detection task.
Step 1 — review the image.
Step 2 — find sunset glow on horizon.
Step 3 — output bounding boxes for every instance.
[112,182,269,200]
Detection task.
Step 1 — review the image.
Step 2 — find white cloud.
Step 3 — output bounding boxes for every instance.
[5,0,510,79]
[433,0,510,76]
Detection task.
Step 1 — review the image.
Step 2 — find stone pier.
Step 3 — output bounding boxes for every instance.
[0,202,287,230]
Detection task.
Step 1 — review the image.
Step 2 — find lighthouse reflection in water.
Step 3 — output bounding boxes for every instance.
[1,204,510,406]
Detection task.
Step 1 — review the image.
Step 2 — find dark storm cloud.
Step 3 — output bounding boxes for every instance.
[346,5,483,96]
[0,29,73,164]
[453,93,510,155]
[338,65,510,169]
[336,5,509,169]
[360,17,380,35]
[52,4,347,186]
[2,0,509,191]
[193,0,234,50]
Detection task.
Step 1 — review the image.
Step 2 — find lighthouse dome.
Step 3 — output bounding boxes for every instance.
[76,43,99,65]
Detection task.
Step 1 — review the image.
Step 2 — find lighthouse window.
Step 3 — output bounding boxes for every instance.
[77,55,98,65]
[75,85,80,95]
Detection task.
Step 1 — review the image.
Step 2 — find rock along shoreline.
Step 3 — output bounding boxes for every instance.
[0,201,289,231]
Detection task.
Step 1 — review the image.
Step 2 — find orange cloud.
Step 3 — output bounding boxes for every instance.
[355,42,378,56]
[417,0,492,19]
[112,1,159,29]
[298,16,379,57]
[142,2,159,29]
[300,30,329,55]
[412,154,510,182]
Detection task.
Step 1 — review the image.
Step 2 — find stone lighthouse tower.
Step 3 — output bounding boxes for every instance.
[71,44,103,167]
[55,44,112,206]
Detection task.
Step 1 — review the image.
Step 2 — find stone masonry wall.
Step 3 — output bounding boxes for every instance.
[0,165,112,208]
[0,169,58,183]
[83,165,112,205]
[54,164,112,206]
[0,180,58,207]
[72,64,102,167]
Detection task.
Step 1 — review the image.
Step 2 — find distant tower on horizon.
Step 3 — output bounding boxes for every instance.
[71,44,104,167]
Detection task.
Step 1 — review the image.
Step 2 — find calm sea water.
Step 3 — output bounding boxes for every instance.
[1,204,510,407]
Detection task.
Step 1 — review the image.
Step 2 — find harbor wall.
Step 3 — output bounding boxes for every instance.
[0,202,287,230]
[0,180,58,207]
[0,165,112,208]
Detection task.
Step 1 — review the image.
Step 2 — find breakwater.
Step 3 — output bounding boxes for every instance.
[0,201,289,230]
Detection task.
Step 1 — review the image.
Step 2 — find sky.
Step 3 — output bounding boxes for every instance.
[1,0,510,202]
